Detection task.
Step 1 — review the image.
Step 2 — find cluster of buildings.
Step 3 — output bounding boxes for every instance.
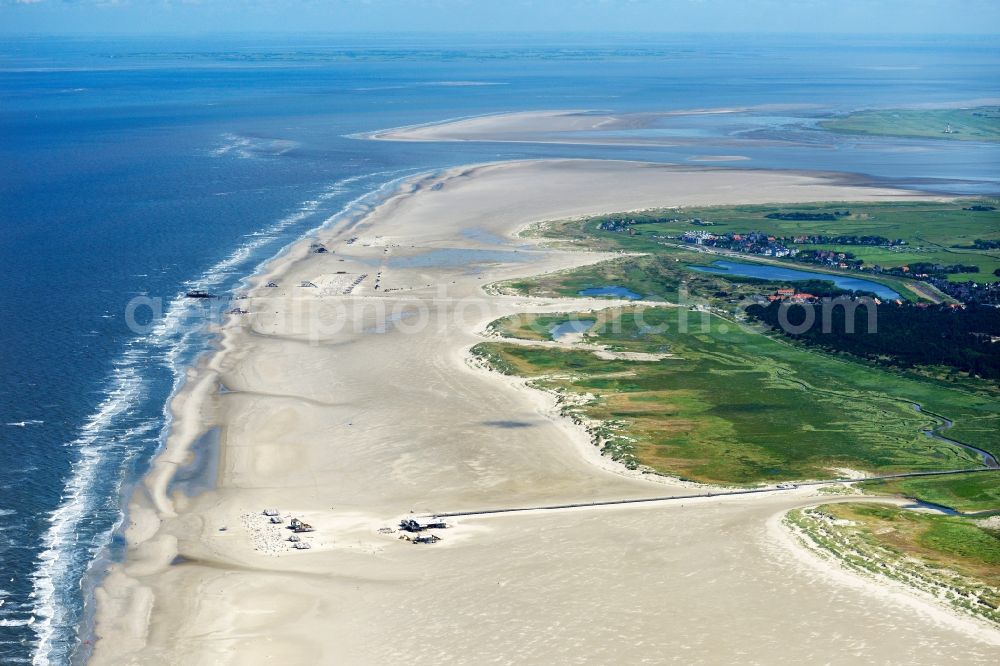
[925,278,1000,306]
[765,288,898,306]
[681,230,799,258]
[599,215,997,307]
[398,516,448,545]
[679,229,907,267]
[598,215,704,233]
[797,248,863,270]
[261,509,316,550]
[766,288,818,303]
[863,263,996,305]
[787,234,904,247]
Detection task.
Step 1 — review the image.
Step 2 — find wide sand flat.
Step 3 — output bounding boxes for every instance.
[90,160,997,665]
[369,108,810,149]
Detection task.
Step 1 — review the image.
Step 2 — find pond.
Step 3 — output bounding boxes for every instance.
[577,285,643,300]
[688,260,900,299]
[549,319,596,342]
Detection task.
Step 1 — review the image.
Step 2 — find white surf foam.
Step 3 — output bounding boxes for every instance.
[28,346,148,666]
[28,168,419,666]
[210,133,301,159]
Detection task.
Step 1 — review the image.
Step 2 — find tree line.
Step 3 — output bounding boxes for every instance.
[746,301,1000,380]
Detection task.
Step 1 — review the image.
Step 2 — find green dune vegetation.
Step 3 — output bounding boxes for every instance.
[819,106,1000,143]
[859,472,1000,514]
[487,198,1000,615]
[484,198,1000,481]
[504,198,1000,376]
[524,199,1000,285]
[474,306,1000,485]
[460,152,1000,631]
[786,503,1000,626]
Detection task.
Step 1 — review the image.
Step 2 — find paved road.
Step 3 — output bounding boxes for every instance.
[429,467,999,519]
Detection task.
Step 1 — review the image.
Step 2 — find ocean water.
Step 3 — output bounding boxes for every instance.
[1,34,998,664]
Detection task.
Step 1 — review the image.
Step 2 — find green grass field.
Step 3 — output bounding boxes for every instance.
[860,472,1000,513]
[475,306,1000,484]
[827,503,1000,577]
[819,107,1000,143]
[491,311,600,341]
[789,503,1000,625]
[533,200,1000,285]
[505,250,762,303]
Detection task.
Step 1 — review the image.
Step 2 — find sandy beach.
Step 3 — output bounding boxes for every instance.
[90,159,998,665]
[367,110,624,142]
[366,108,816,149]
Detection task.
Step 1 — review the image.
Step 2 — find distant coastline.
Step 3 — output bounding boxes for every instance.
[820,105,1000,143]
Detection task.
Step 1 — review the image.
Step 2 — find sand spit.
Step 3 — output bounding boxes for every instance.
[90,160,995,665]
[367,109,616,142]
[366,107,823,148]
[769,501,1000,647]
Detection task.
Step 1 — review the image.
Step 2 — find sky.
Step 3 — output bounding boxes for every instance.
[1,0,998,36]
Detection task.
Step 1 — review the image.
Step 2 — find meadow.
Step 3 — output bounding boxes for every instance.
[860,472,1000,513]
[503,250,761,303]
[530,200,1000,284]
[475,306,999,485]
[789,502,1000,626]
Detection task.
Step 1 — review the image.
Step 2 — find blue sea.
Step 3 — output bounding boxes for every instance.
[1,34,998,664]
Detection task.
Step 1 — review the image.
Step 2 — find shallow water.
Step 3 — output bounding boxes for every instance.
[688,260,902,299]
[549,319,596,341]
[577,286,644,300]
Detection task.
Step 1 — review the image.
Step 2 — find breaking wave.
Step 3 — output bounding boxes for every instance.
[27,167,420,666]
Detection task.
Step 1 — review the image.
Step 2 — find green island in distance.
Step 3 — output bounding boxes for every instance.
[819,106,1000,142]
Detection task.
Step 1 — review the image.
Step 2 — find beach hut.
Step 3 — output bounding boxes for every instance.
[289,518,315,533]
[412,534,441,545]
[399,517,448,532]
[263,508,280,517]
[418,518,447,530]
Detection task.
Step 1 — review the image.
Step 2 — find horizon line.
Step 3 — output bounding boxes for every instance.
[2,29,999,38]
